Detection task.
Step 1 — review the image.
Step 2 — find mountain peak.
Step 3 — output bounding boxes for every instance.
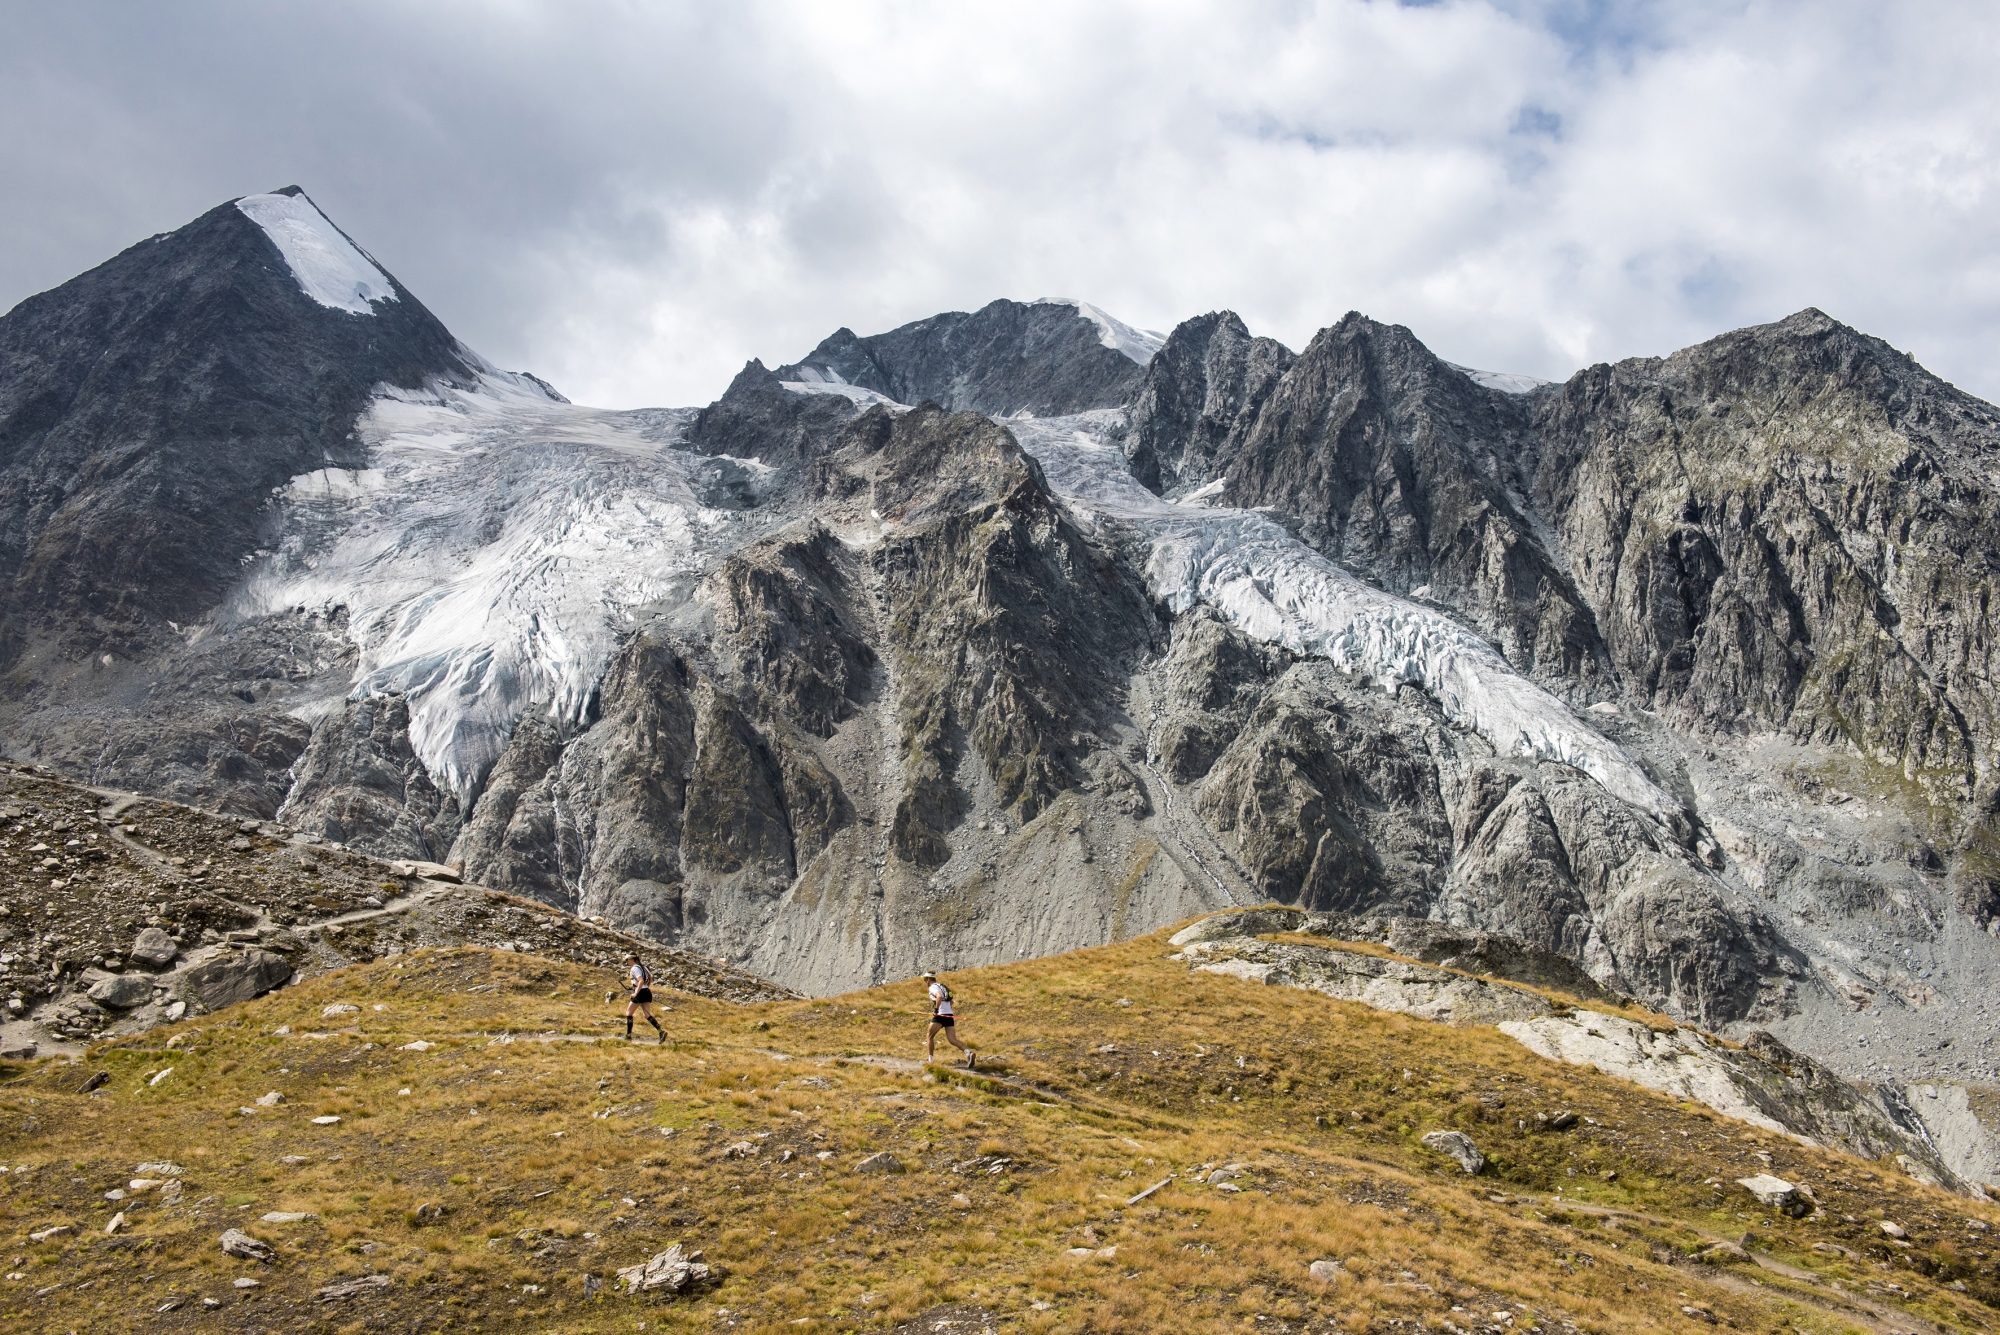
[234,189,399,315]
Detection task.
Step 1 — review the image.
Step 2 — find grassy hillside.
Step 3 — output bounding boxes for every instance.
[3,930,1997,1334]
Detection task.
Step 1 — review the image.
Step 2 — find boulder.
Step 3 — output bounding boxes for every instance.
[316,1274,391,1300]
[1421,1130,1486,1175]
[129,927,179,969]
[181,949,292,1011]
[391,860,460,883]
[1735,1175,1809,1217]
[1308,1260,1344,1282]
[220,1229,274,1262]
[87,974,154,1009]
[857,1152,906,1174]
[616,1243,717,1295]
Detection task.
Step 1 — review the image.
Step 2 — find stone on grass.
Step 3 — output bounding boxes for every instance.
[129,928,179,969]
[322,1004,359,1018]
[104,1211,127,1234]
[1735,1175,1808,1218]
[262,1211,317,1223]
[1421,1130,1486,1175]
[1879,1220,1908,1239]
[87,974,153,1009]
[722,1141,757,1159]
[399,1040,433,1051]
[255,1091,284,1107]
[856,1152,905,1174]
[233,1278,259,1290]
[311,1115,341,1126]
[181,949,292,1011]
[220,1229,275,1262]
[1308,1259,1344,1283]
[28,1226,72,1243]
[616,1243,717,1296]
[135,1160,186,1176]
[316,1274,392,1301]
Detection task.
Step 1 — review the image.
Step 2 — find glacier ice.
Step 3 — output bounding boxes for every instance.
[235,192,400,315]
[1033,298,1166,366]
[232,372,760,801]
[1444,361,1549,395]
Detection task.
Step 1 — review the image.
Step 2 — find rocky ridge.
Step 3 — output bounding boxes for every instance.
[0,762,792,1060]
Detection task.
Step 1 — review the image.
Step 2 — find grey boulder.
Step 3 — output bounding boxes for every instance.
[87,974,154,1009]
[616,1243,716,1295]
[1420,1130,1486,1175]
[856,1152,906,1175]
[129,927,179,969]
[219,1229,274,1262]
[1736,1174,1809,1217]
[181,949,293,1011]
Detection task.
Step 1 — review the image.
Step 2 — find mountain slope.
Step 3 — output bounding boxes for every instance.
[4,920,1997,1334]
[0,187,477,655]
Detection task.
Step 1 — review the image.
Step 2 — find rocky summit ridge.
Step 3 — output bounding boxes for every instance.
[3,190,2000,1106]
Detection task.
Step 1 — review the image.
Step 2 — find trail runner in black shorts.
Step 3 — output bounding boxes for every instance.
[923,970,974,1068]
[623,953,666,1043]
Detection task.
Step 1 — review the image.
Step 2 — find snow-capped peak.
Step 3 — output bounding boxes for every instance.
[235,190,400,316]
[1034,297,1167,366]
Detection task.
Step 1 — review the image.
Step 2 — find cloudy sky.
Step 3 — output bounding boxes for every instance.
[3,1,1996,408]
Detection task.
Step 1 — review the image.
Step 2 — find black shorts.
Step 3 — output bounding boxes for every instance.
[931,1014,954,1026]
[632,988,653,1004]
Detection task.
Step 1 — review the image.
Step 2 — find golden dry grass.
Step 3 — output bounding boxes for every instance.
[0,930,1995,1334]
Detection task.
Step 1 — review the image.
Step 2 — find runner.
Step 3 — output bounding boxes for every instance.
[622,953,666,1043]
[923,970,974,1068]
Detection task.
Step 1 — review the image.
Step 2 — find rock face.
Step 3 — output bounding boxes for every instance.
[774,299,1149,416]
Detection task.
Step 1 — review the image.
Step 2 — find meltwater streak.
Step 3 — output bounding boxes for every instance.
[1001,412,1675,817]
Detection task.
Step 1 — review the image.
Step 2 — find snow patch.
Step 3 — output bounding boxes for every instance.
[1033,298,1166,366]
[779,380,908,410]
[1002,412,1675,817]
[235,192,399,315]
[1445,362,1549,395]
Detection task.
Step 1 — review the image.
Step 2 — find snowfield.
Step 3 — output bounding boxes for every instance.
[235,192,400,315]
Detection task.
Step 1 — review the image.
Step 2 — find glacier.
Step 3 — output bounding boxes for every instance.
[235,191,401,315]
[231,372,770,801]
[1003,411,1674,816]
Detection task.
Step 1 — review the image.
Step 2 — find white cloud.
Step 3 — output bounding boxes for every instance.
[2,0,1997,407]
